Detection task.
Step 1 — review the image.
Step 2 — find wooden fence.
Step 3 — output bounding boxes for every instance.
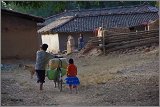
[89,29,159,54]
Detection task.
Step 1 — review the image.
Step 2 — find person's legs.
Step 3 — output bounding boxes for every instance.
[36,70,45,90]
[73,85,76,88]
[36,70,40,83]
[40,83,43,90]
[75,86,78,94]
[69,85,72,93]
[78,43,81,51]
[80,42,83,50]
[81,42,84,49]
[73,85,78,94]
[74,77,80,93]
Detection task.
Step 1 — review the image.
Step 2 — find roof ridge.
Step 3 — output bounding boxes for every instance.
[45,4,154,20]
[45,11,68,20]
[76,11,158,18]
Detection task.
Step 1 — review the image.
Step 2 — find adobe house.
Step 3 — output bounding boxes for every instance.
[38,4,159,53]
[1,9,44,60]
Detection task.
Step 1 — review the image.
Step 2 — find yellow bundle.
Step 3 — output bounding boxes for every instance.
[49,58,68,70]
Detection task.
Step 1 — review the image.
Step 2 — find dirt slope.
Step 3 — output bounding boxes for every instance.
[1,47,159,106]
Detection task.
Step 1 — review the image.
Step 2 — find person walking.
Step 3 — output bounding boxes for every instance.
[65,58,80,94]
[78,34,84,51]
[35,44,56,90]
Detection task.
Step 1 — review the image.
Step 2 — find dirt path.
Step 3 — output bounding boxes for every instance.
[1,47,159,106]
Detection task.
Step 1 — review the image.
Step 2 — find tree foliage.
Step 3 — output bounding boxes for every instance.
[1,1,158,18]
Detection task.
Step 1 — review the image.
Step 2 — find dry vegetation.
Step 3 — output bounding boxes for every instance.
[1,46,159,106]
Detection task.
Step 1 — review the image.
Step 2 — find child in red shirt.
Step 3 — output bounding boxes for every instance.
[65,58,80,93]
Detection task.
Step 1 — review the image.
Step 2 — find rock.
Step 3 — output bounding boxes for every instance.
[116,70,123,74]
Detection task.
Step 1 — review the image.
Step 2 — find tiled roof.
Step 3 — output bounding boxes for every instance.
[44,4,158,25]
[38,16,74,33]
[41,12,158,33]
[38,5,159,33]
[2,8,44,23]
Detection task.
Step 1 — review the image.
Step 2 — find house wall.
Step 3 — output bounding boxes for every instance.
[41,33,59,53]
[1,13,41,60]
[129,19,159,32]
[58,31,94,52]
[149,19,159,30]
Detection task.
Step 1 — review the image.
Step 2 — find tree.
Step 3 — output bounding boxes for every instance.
[155,1,159,7]
[1,1,158,18]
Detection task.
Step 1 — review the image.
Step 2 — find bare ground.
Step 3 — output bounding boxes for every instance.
[1,47,159,106]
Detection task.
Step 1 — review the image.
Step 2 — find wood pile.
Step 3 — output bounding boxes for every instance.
[103,27,130,35]
[78,37,102,56]
[104,29,159,53]
[87,29,159,54]
[78,29,158,56]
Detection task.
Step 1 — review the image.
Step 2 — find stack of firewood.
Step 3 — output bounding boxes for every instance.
[79,29,158,55]
[104,30,159,53]
[79,37,100,55]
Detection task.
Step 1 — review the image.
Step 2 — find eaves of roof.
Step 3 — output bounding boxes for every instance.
[2,8,45,23]
[38,16,75,33]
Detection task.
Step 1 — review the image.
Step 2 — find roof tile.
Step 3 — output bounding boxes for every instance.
[38,5,159,33]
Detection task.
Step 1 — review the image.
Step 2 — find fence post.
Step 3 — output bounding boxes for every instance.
[102,25,105,55]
